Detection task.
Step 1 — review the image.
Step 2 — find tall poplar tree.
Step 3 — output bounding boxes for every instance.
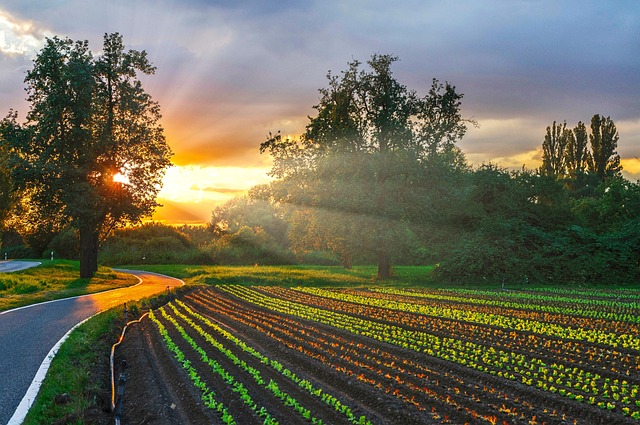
[589,114,621,181]
[565,121,591,178]
[2,33,172,278]
[540,121,570,177]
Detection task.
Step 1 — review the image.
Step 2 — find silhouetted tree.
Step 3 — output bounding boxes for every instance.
[565,121,591,178]
[588,114,621,182]
[540,121,571,177]
[1,33,172,277]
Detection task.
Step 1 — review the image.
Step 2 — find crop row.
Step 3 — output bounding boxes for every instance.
[506,286,640,301]
[292,287,640,350]
[188,289,569,424]
[151,296,382,424]
[171,300,372,425]
[157,306,282,424]
[148,309,236,424]
[262,286,640,377]
[220,285,640,420]
[370,287,640,325]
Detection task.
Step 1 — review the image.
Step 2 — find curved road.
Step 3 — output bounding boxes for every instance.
[0,269,183,425]
[0,261,42,273]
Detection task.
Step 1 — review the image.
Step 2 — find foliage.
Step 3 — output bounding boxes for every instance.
[99,222,193,265]
[209,193,295,264]
[435,164,640,285]
[47,226,80,260]
[209,225,296,265]
[261,54,472,278]
[1,33,172,278]
[211,192,288,246]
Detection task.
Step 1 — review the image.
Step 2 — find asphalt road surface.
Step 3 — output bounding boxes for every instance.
[0,261,42,273]
[0,269,183,425]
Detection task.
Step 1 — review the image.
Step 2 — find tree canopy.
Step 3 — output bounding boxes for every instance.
[261,54,472,278]
[540,115,621,183]
[1,33,172,277]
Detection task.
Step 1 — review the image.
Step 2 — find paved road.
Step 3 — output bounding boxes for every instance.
[0,270,183,425]
[0,261,41,273]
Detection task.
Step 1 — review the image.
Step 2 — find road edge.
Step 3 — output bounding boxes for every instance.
[4,270,184,424]
[6,311,103,425]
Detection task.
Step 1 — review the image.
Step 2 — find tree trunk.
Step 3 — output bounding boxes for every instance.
[79,226,99,279]
[377,251,391,279]
[340,253,353,269]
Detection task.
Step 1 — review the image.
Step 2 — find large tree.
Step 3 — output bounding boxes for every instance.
[588,114,621,181]
[2,33,172,277]
[565,120,590,178]
[540,121,571,177]
[261,54,470,278]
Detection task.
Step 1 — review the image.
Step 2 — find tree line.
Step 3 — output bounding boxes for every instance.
[235,54,639,284]
[1,45,637,284]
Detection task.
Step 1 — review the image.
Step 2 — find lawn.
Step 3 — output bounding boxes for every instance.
[124,264,437,287]
[0,260,137,312]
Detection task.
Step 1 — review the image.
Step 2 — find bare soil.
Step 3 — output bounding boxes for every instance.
[88,286,637,424]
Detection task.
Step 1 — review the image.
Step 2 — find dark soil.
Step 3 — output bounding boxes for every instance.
[84,286,638,425]
[113,322,217,425]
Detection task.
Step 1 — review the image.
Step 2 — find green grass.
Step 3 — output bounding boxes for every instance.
[0,260,137,312]
[124,264,437,287]
[22,306,122,425]
[22,288,190,425]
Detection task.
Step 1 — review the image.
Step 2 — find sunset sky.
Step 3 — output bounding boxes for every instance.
[0,1,638,225]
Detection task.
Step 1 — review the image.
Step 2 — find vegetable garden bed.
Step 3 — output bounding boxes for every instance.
[118,285,640,424]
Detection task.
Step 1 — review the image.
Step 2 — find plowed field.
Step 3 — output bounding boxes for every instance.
[118,285,640,424]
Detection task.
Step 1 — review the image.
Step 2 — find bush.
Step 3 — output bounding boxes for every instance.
[206,227,297,266]
[99,223,194,265]
[47,227,79,260]
[2,244,34,259]
[297,250,340,266]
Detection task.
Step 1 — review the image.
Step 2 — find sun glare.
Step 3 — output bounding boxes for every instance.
[113,172,130,185]
[158,165,271,204]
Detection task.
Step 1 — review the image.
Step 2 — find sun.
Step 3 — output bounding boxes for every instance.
[113,172,130,185]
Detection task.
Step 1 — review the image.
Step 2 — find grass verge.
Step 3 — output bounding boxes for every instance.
[21,306,122,425]
[22,288,190,425]
[123,264,437,287]
[0,260,137,312]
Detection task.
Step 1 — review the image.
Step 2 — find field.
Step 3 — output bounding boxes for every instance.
[117,283,640,424]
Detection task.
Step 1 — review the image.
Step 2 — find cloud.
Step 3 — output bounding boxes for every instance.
[0,0,638,178]
[0,9,51,56]
[151,198,213,225]
[189,184,245,195]
[159,164,271,203]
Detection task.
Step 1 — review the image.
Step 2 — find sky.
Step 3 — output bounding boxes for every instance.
[0,1,638,225]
